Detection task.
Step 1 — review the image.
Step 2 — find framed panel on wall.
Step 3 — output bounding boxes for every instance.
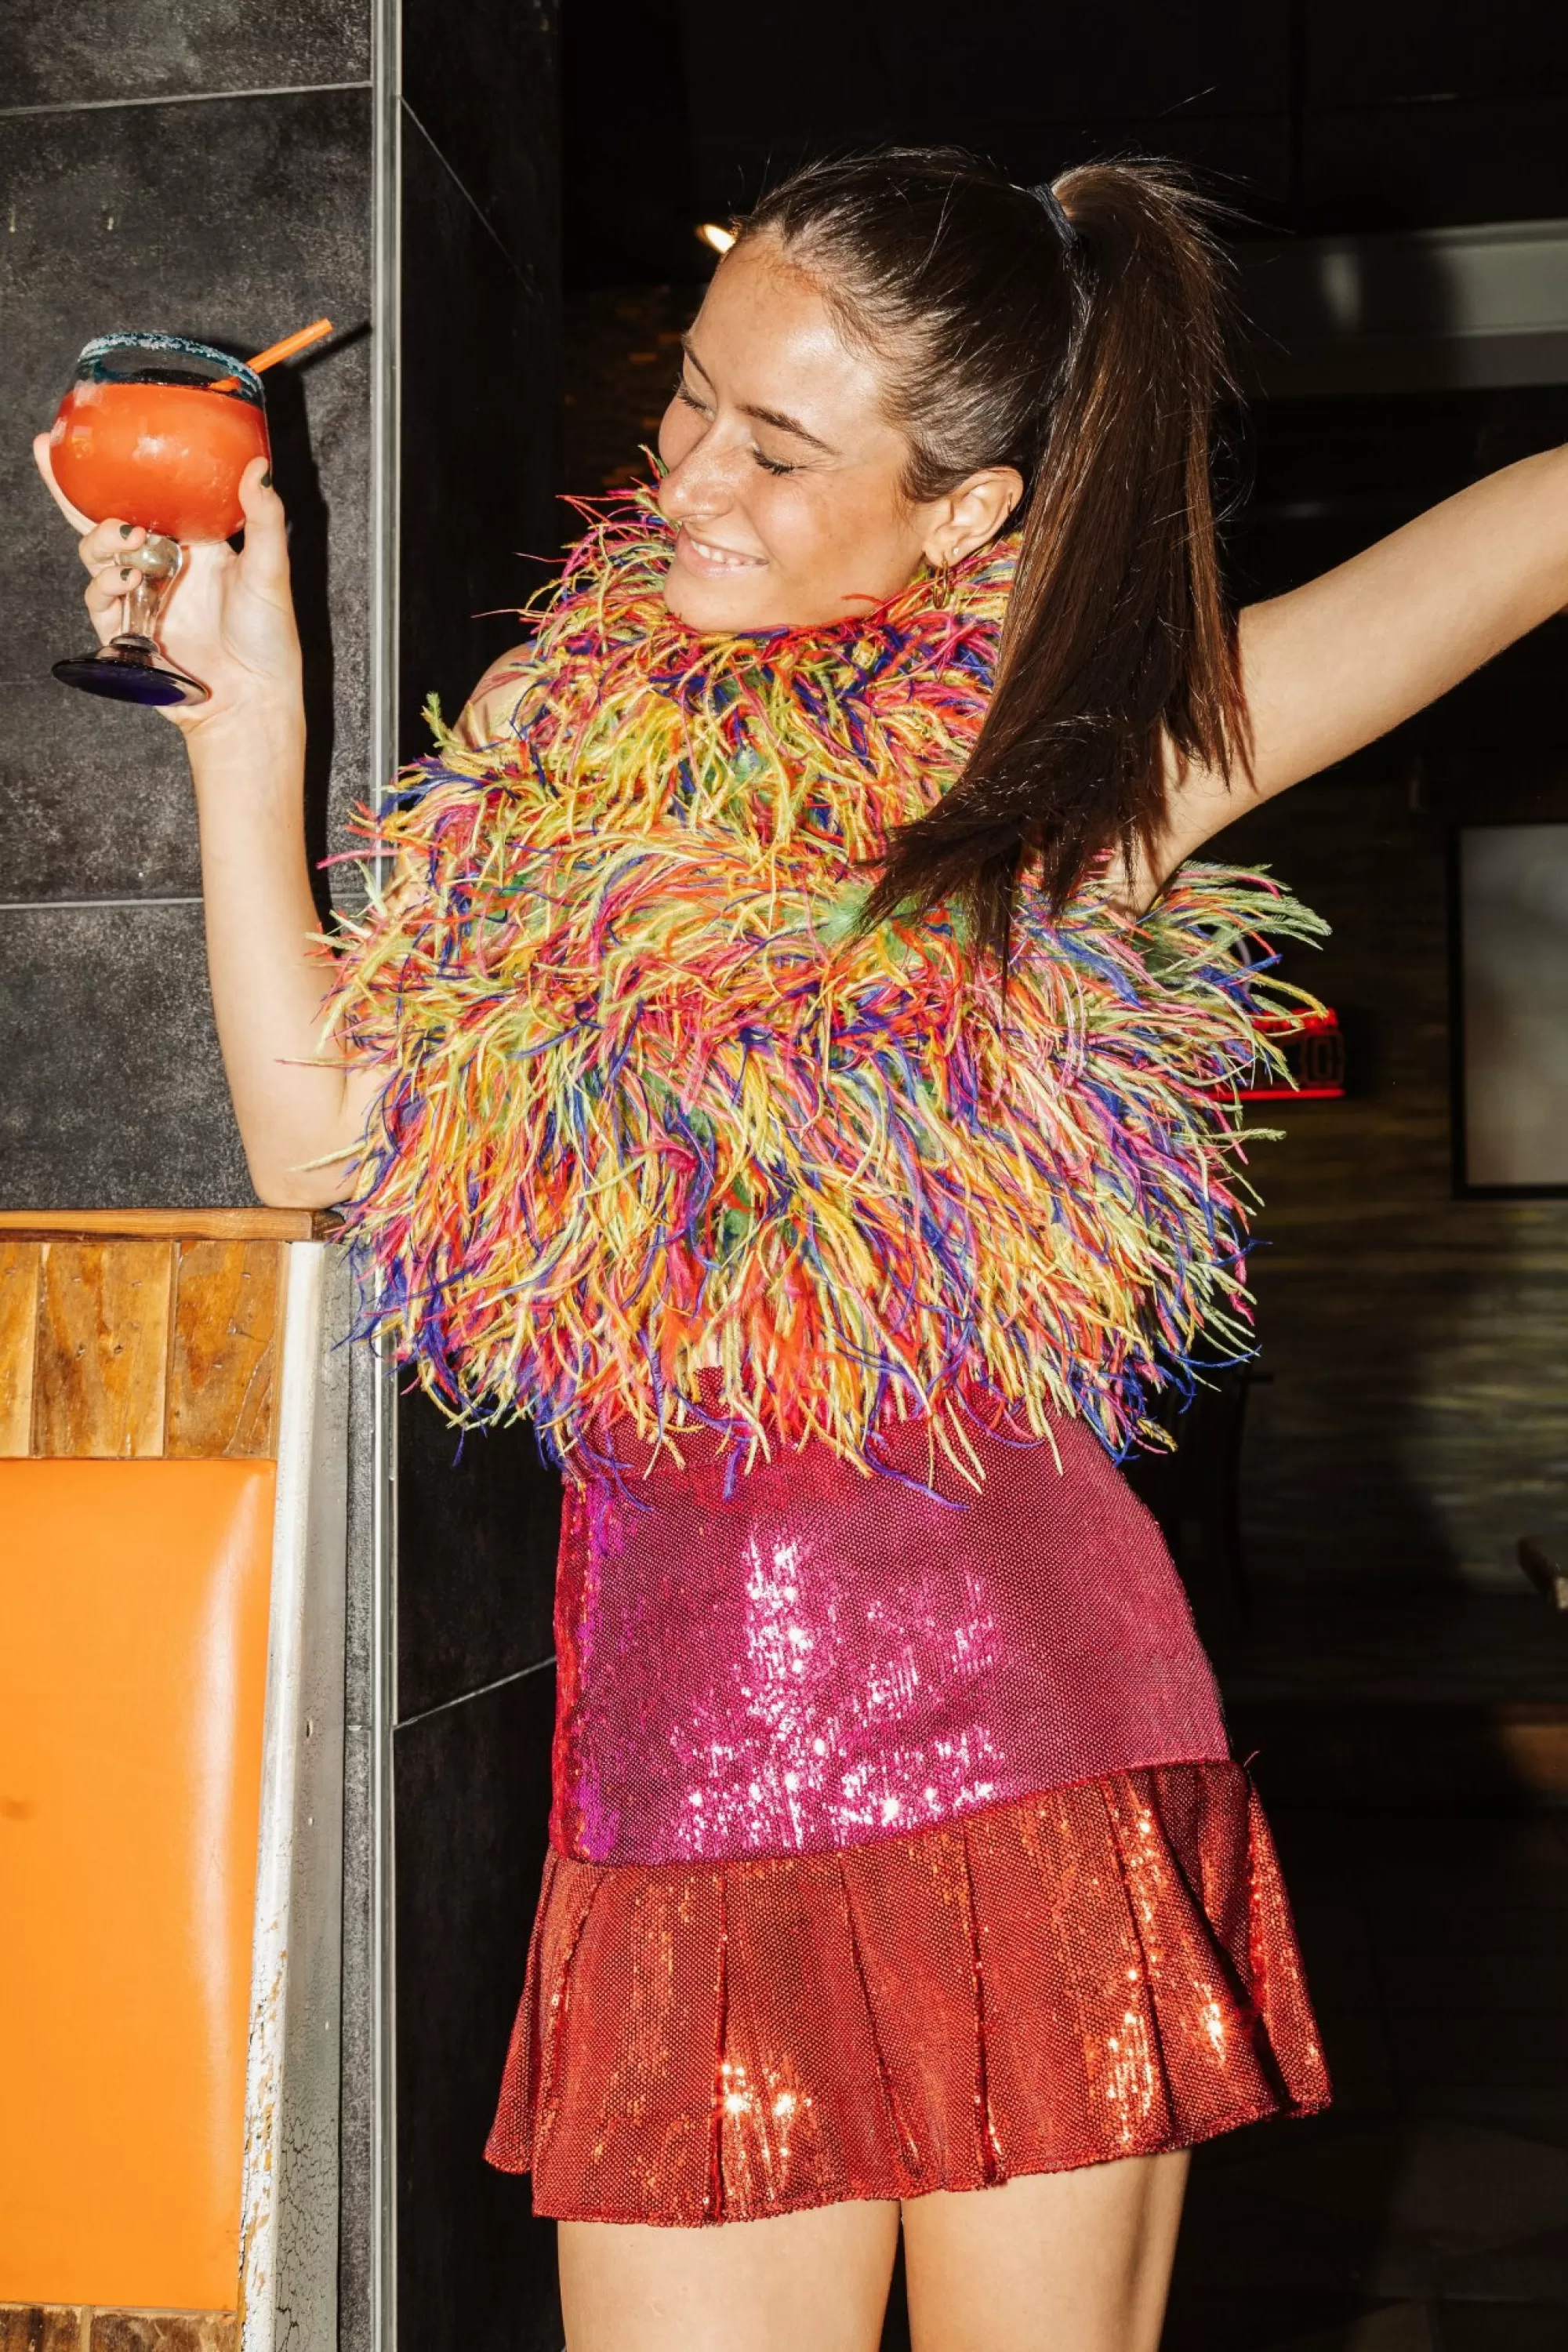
[1451,822,1568,1197]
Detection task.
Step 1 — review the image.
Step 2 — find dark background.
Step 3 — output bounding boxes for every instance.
[551,9,1568,2349]
[562,0,1568,285]
[556,1,1568,1613]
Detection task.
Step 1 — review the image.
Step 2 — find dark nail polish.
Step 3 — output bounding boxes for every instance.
[118,522,132,539]
[260,469,273,489]
[120,567,132,580]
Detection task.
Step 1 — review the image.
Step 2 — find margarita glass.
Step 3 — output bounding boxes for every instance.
[48,331,270,706]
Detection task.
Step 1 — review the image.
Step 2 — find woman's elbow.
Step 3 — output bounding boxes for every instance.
[249,1160,352,1212]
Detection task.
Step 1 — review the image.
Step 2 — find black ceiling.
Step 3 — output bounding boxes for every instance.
[564,0,1568,289]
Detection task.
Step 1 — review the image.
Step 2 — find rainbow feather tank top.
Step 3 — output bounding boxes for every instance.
[324,497,1325,1478]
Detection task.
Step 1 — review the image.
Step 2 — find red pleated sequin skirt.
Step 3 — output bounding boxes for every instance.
[486,1760,1329,2223]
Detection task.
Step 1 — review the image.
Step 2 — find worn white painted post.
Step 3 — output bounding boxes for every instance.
[240,1243,352,2351]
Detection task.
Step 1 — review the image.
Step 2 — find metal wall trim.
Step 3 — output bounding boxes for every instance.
[239,1243,351,2349]
[368,0,402,2341]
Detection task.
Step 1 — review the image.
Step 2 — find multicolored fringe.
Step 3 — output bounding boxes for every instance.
[323,493,1327,1479]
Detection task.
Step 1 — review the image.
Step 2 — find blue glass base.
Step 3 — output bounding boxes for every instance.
[53,641,209,706]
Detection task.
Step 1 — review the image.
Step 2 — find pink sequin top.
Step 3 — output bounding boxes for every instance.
[550,1410,1228,1868]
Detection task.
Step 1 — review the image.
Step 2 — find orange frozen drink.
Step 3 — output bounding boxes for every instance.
[51,373,270,541]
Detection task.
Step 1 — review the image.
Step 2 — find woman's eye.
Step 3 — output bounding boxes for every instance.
[670,376,796,474]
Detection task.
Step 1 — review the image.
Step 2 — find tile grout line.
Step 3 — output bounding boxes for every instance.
[399,101,541,296]
[0,896,202,912]
[368,5,401,2339]
[0,79,371,118]
[396,1653,555,1733]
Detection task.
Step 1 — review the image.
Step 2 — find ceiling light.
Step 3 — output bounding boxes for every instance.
[695,222,736,255]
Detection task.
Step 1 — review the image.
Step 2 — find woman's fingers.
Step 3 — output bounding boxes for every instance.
[233,456,291,592]
[42,438,296,682]
[79,517,148,570]
[84,560,137,621]
[33,433,95,536]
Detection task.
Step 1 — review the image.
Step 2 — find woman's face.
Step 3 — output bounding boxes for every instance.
[656,234,1019,633]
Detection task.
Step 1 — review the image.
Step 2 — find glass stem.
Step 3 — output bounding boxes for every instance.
[116,533,183,644]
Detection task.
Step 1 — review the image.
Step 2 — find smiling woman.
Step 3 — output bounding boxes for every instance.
[38,132,1568,2352]
[317,150,1338,2352]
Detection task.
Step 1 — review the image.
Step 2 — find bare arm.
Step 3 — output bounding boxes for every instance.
[183,703,379,1207]
[37,440,373,1207]
[1145,441,1568,887]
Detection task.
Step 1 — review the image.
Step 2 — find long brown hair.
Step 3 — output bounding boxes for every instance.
[737,147,1248,964]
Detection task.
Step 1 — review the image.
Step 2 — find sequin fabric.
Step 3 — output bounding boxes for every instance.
[551,1410,1230,1866]
[490,1418,1330,2220]
[487,1761,1330,2222]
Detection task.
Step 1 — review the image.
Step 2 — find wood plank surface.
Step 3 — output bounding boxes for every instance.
[166,1240,284,1459]
[0,2312,236,2350]
[0,1208,325,1241]
[0,1242,41,1458]
[31,1241,174,1458]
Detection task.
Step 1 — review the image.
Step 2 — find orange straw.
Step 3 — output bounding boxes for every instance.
[212,317,333,393]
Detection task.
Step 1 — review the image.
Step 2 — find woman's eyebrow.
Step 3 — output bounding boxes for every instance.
[742,400,837,455]
[680,333,714,384]
[680,333,838,456]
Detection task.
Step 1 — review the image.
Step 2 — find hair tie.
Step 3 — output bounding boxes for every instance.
[1029,181,1081,256]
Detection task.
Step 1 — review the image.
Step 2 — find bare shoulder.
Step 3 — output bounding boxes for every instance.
[455,641,535,750]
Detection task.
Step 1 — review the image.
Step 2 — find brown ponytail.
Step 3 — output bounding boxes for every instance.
[739,151,1248,964]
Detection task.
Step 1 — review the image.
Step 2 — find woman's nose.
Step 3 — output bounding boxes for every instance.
[658,435,741,524]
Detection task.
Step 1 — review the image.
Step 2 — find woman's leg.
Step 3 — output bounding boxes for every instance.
[558,2198,902,2352]
[901,2150,1189,2352]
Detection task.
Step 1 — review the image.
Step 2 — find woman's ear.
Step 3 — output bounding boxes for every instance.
[921,466,1024,568]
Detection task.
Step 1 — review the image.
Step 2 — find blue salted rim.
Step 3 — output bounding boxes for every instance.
[76,331,264,405]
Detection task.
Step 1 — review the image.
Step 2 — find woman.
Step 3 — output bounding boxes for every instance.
[40,148,1568,2352]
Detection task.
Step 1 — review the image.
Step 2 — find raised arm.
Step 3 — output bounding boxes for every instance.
[181,686,380,1209]
[1152,442,1568,877]
[36,440,375,1207]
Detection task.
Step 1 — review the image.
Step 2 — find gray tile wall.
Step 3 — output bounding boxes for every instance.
[0,59,374,1208]
[0,902,250,1202]
[2,9,564,2347]
[0,0,369,110]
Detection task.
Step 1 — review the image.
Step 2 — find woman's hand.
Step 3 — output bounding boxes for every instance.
[33,438,303,737]
[34,433,365,1201]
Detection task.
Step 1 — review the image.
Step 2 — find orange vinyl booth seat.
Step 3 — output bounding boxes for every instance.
[0,1215,347,2336]
[0,1459,274,2308]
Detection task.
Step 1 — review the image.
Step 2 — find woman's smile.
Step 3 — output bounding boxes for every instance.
[671,524,768,578]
